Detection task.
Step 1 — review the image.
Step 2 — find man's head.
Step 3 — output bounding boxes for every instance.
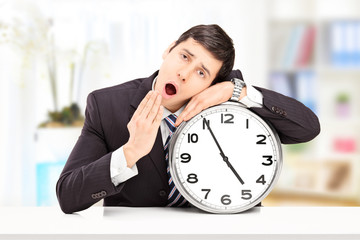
[169,24,235,84]
[155,24,235,112]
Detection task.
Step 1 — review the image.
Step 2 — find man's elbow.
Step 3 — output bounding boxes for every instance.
[302,122,321,143]
[58,201,75,214]
[56,179,77,214]
[304,113,321,141]
[56,189,75,214]
[294,110,321,144]
[280,118,321,144]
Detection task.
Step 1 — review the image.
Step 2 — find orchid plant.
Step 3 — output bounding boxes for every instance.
[0,1,84,127]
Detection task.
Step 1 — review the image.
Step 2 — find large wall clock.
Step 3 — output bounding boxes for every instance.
[169,101,283,213]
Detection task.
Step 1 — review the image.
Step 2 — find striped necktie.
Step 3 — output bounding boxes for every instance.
[164,114,188,207]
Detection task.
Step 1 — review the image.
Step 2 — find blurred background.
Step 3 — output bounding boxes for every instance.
[0,0,359,207]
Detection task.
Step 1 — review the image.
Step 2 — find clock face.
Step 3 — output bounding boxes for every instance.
[169,102,282,213]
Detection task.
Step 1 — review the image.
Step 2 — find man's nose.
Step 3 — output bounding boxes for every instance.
[177,68,191,82]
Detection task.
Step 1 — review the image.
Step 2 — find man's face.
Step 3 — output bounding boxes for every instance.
[155,38,223,112]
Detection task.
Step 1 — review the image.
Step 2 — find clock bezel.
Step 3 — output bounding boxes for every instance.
[169,101,283,213]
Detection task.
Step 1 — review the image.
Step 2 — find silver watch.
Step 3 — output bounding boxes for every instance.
[230,78,246,102]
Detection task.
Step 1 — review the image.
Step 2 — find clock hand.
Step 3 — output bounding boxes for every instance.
[203,117,245,185]
[222,155,245,185]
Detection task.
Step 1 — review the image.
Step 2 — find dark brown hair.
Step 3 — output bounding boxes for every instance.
[169,24,235,84]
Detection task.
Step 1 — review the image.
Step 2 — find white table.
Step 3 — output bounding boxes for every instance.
[0,206,359,239]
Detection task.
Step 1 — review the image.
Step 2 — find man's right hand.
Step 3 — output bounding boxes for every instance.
[123,90,163,168]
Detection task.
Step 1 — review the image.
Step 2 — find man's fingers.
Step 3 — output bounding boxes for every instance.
[175,108,188,127]
[175,113,186,127]
[133,91,153,119]
[139,90,159,119]
[175,101,208,126]
[175,99,196,126]
[185,103,205,121]
[147,93,162,121]
[153,105,164,126]
[175,105,192,127]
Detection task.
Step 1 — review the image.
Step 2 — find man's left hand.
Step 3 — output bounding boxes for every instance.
[175,81,234,127]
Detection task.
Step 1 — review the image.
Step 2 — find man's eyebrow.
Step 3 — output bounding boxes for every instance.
[183,48,194,57]
[201,64,211,77]
[182,48,211,77]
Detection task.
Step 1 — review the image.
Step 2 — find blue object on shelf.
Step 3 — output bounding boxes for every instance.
[355,22,360,66]
[330,21,360,67]
[295,71,317,114]
[36,161,66,206]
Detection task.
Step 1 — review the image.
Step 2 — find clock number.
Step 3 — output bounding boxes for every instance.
[256,134,266,144]
[180,153,191,163]
[241,190,252,200]
[221,113,234,124]
[246,119,249,129]
[187,174,198,184]
[202,118,210,130]
[262,155,273,166]
[201,189,211,199]
[187,133,198,143]
[221,195,231,205]
[256,175,266,185]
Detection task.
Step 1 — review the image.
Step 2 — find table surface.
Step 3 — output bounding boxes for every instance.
[0,206,359,239]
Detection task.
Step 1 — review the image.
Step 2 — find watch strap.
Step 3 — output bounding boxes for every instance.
[230,78,246,102]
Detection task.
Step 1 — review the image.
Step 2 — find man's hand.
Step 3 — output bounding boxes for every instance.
[123,91,163,167]
[175,81,236,127]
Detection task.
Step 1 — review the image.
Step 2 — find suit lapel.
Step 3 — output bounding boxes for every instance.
[129,71,157,111]
[128,71,168,185]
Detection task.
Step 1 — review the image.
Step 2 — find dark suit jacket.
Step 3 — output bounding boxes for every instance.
[56,70,320,214]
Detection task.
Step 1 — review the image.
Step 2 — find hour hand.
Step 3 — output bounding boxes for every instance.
[223,156,245,185]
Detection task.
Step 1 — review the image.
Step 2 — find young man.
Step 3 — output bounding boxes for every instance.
[56,24,320,214]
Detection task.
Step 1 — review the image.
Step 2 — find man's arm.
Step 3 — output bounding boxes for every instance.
[56,92,119,214]
[175,69,320,144]
[249,86,320,144]
[56,90,163,214]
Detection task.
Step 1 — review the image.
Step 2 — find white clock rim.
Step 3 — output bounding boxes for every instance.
[169,101,283,214]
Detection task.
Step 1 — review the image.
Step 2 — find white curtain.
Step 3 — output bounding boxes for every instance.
[0,46,38,206]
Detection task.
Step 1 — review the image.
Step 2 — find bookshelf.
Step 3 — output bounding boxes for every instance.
[266,0,360,204]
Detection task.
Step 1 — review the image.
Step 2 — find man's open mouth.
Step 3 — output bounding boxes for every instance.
[165,83,177,95]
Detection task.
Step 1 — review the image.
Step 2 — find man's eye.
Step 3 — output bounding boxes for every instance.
[181,54,188,60]
[197,70,205,78]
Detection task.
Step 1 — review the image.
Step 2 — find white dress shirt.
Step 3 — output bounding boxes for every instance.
[110,77,263,186]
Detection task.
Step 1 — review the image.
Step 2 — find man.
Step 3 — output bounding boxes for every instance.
[56,24,320,214]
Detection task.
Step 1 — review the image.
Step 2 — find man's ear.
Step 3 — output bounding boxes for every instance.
[162,41,176,60]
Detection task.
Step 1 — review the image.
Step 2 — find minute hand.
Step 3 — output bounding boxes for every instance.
[203,117,245,185]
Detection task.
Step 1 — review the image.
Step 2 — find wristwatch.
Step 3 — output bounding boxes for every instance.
[230,78,246,102]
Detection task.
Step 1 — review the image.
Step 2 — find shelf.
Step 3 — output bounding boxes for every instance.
[269,67,314,73]
[317,66,360,74]
[267,1,360,204]
[318,119,360,127]
[269,66,360,74]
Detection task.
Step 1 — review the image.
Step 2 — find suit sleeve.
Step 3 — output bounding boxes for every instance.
[56,93,125,214]
[250,86,320,144]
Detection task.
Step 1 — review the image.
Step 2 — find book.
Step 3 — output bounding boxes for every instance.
[295,71,316,113]
[283,24,306,68]
[330,21,360,67]
[295,25,316,67]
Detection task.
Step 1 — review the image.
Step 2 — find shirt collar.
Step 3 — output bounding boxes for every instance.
[151,76,157,91]
[162,105,185,120]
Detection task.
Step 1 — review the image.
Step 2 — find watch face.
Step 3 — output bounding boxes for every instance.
[169,102,282,213]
